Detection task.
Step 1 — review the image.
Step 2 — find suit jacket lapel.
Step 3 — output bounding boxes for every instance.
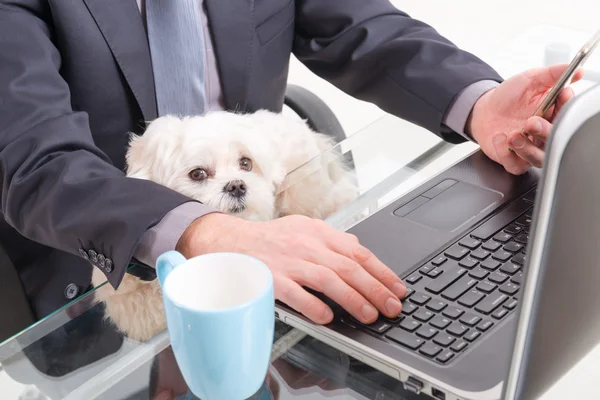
[83,0,158,122]
[205,0,254,111]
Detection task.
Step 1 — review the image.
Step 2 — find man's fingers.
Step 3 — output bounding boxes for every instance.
[296,261,379,324]
[309,248,403,319]
[274,276,333,324]
[523,116,553,144]
[552,87,575,121]
[326,231,406,300]
[493,133,531,175]
[528,64,584,88]
[508,132,545,168]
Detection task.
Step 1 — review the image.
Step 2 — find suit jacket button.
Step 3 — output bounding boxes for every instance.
[88,250,98,263]
[64,283,79,300]
[98,254,106,268]
[78,249,89,260]
[105,258,113,273]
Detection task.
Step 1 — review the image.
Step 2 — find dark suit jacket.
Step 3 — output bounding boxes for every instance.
[0,0,502,328]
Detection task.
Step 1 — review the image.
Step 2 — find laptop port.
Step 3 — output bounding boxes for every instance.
[432,388,446,400]
[403,377,423,394]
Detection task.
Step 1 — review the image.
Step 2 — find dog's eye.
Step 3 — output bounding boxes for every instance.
[189,168,208,181]
[239,157,252,172]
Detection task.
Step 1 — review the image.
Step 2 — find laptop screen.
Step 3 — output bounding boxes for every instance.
[502,83,600,399]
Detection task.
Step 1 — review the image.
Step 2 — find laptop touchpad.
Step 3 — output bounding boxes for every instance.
[397,180,502,231]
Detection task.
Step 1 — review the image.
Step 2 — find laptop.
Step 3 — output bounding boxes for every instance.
[274,82,600,398]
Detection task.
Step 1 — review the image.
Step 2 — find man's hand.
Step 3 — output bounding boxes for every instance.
[177,213,407,325]
[467,63,584,174]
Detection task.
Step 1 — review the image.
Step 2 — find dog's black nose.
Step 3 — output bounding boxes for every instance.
[224,180,247,198]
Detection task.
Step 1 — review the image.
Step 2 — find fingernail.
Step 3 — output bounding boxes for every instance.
[531,120,543,134]
[361,304,378,321]
[323,307,333,322]
[511,135,525,149]
[393,282,407,298]
[386,297,403,316]
[493,134,507,145]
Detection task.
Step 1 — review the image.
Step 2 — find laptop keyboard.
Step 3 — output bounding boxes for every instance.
[341,187,536,365]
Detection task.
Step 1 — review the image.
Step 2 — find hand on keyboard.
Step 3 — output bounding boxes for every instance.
[178,213,407,325]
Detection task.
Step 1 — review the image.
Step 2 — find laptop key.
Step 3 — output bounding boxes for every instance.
[514,233,530,244]
[492,250,513,262]
[427,267,443,278]
[413,309,435,322]
[434,333,456,347]
[441,276,478,301]
[425,264,467,294]
[420,265,433,275]
[504,224,523,235]
[499,282,520,296]
[515,215,532,226]
[477,320,494,332]
[470,249,490,260]
[399,317,422,332]
[432,255,447,266]
[351,318,393,334]
[469,267,490,280]
[447,322,469,337]
[404,287,415,298]
[492,308,509,320]
[451,340,468,353]
[442,307,464,319]
[493,232,513,243]
[471,198,531,240]
[511,272,524,285]
[405,274,422,285]
[419,343,443,358]
[476,281,497,293]
[426,300,447,312]
[401,303,418,316]
[504,241,524,253]
[512,252,526,266]
[436,350,455,364]
[481,258,501,271]
[410,292,431,306]
[458,290,485,308]
[385,328,425,350]
[382,314,404,325]
[500,262,521,275]
[504,298,519,310]
[459,257,479,269]
[416,325,439,340]
[445,244,470,260]
[464,329,481,342]
[482,240,502,252]
[488,271,509,284]
[459,313,482,326]
[430,315,452,329]
[475,292,508,314]
[459,237,481,250]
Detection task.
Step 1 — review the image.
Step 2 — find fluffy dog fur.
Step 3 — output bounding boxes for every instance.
[91,110,357,341]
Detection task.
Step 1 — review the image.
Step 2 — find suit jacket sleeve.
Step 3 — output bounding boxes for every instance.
[293,0,504,143]
[0,3,204,288]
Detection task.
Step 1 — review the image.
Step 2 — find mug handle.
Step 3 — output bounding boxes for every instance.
[156,251,188,287]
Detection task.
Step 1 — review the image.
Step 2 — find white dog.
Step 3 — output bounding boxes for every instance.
[91,110,357,341]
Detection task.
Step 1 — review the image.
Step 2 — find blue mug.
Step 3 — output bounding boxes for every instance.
[156,251,275,400]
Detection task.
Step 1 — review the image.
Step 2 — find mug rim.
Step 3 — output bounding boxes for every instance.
[163,252,274,314]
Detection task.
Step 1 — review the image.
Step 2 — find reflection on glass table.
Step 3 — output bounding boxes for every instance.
[0,114,473,400]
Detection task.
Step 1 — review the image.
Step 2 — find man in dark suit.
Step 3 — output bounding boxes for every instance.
[0,0,580,338]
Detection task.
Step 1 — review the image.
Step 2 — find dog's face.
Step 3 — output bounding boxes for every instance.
[126,113,287,221]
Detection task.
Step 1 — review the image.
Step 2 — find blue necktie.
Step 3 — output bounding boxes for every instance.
[145,0,207,117]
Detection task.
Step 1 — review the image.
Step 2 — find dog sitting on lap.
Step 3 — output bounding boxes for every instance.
[91,109,358,341]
